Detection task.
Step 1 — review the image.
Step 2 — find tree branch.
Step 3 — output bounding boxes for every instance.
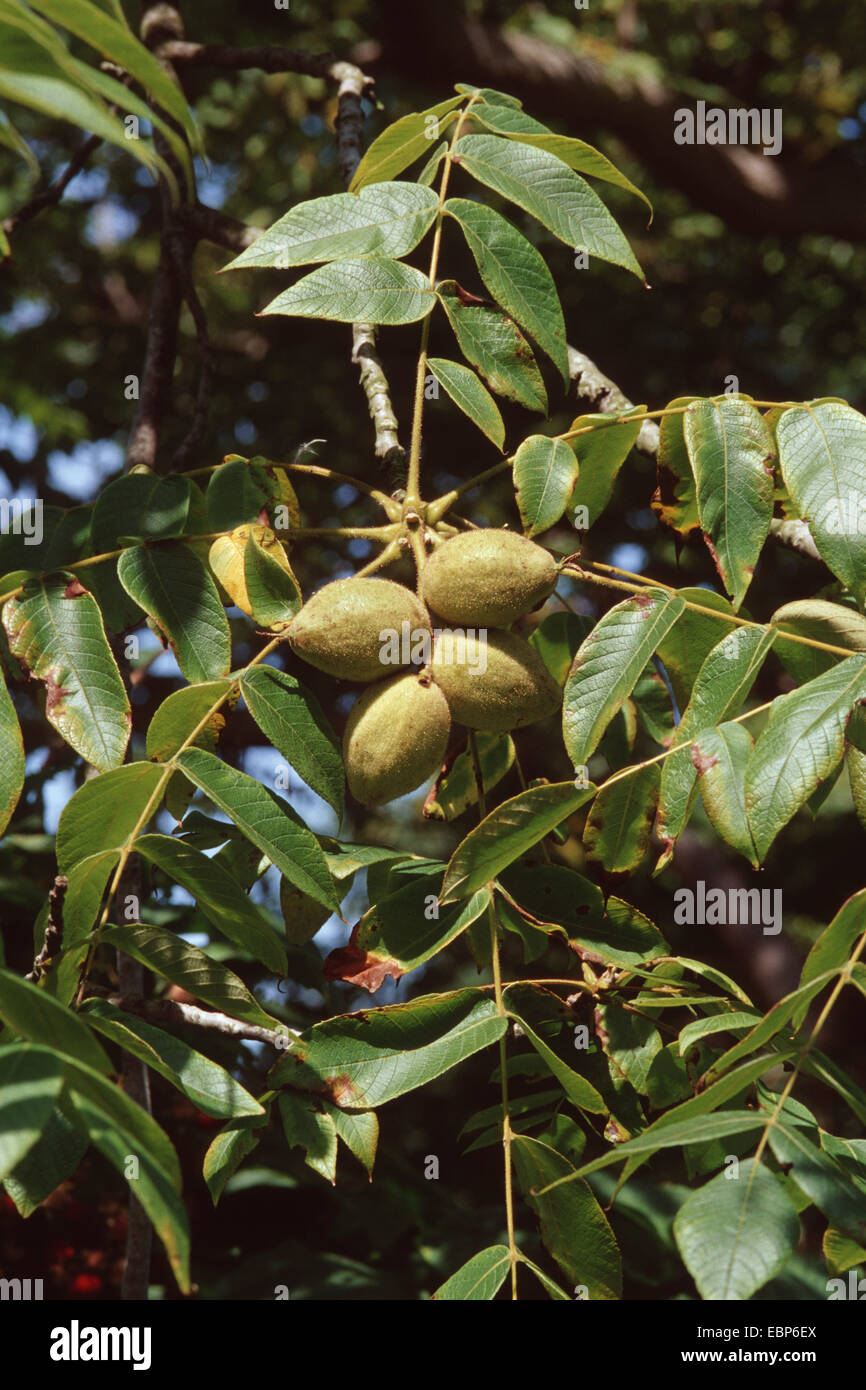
[89,989,296,1048]
[26,875,67,982]
[369,4,866,239]
[2,134,102,238]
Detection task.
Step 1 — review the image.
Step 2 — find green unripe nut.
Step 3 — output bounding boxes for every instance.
[343,671,451,806]
[288,577,431,682]
[431,629,561,732]
[421,529,557,627]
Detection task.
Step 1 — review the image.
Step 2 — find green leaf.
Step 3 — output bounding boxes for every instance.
[147,681,234,762]
[135,833,287,975]
[528,611,592,686]
[0,1044,64,1180]
[60,1053,181,1190]
[91,472,191,549]
[0,674,24,835]
[562,590,685,767]
[100,923,280,1031]
[66,1086,189,1292]
[440,781,595,904]
[691,722,759,866]
[437,280,547,412]
[59,850,119,950]
[261,258,434,325]
[277,1091,337,1183]
[0,967,111,1072]
[240,666,344,817]
[567,411,645,529]
[225,182,438,270]
[504,985,606,1113]
[2,1099,87,1215]
[423,730,514,821]
[433,1245,511,1300]
[746,655,866,860]
[771,599,866,684]
[652,396,701,535]
[801,888,866,989]
[684,397,775,609]
[777,402,866,605]
[764,1118,866,1242]
[657,624,777,856]
[0,19,171,187]
[678,1010,762,1056]
[673,1160,800,1301]
[205,456,299,535]
[324,882,491,991]
[471,103,652,219]
[176,747,338,912]
[516,1253,570,1300]
[203,1107,270,1205]
[270,989,506,1108]
[117,543,231,684]
[512,434,580,537]
[417,139,448,186]
[512,1135,622,1299]
[322,1102,378,1177]
[56,761,165,871]
[425,357,505,450]
[453,134,643,279]
[2,574,130,770]
[25,0,199,153]
[705,971,838,1080]
[445,197,568,382]
[655,587,734,709]
[349,97,464,189]
[596,999,662,1095]
[584,764,660,874]
[81,999,264,1119]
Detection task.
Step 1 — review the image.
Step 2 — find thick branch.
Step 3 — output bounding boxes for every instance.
[369,5,866,239]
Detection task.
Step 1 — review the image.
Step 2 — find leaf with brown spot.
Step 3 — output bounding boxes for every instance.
[323,878,491,993]
[270,989,507,1109]
[2,574,130,771]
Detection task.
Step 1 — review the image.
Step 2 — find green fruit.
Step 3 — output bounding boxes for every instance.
[288,577,431,682]
[343,672,451,806]
[431,629,561,732]
[422,530,557,626]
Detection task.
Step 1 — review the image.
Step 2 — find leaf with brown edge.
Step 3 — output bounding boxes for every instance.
[3,573,130,771]
[324,880,491,992]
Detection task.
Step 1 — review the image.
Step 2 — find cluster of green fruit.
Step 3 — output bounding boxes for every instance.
[287,529,561,806]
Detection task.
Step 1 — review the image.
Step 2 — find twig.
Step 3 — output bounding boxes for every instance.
[169,230,215,469]
[90,990,296,1047]
[351,323,406,474]
[25,875,67,982]
[2,135,102,238]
